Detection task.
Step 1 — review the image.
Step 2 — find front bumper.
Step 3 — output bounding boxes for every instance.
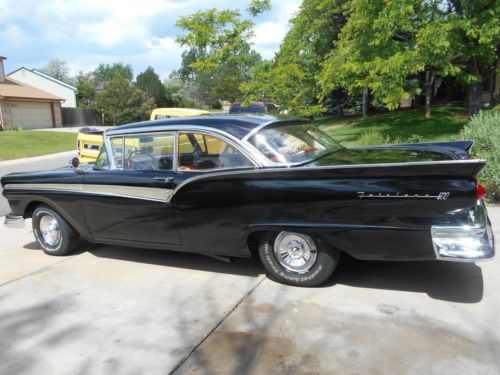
[432,201,495,262]
[4,213,25,228]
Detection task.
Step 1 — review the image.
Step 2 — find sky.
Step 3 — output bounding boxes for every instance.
[0,0,301,80]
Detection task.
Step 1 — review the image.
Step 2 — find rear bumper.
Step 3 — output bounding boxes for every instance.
[432,201,495,262]
[4,213,25,228]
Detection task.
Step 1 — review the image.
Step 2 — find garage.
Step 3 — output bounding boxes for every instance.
[9,101,53,129]
[0,64,63,130]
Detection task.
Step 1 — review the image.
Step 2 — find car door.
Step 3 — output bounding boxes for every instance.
[82,131,183,246]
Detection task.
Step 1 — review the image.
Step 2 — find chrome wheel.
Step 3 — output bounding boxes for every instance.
[274,231,317,274]
[39,214,61,247]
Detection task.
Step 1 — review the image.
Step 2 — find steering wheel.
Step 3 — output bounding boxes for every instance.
[127,150,159,170]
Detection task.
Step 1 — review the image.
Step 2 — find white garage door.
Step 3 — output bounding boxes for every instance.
[10,101,53,129]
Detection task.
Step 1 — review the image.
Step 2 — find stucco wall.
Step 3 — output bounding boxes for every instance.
[0,100,12,129]
[53,102,63,127]
[8,69,77,108]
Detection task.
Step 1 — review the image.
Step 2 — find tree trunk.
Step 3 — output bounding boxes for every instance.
[362,87,369,119]
[425,70,434,119]
[468,57,482,117]
[488,63,497,108]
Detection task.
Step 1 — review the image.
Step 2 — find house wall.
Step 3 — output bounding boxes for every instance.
[53,102,63,127]
[8,69,77,107]
[0,99,12,129]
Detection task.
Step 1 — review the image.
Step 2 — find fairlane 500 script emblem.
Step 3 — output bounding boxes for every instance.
[357,192,450,200]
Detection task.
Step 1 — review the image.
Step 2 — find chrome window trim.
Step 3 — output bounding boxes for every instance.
[176,130,258,171]
[105,126,265,170]
[103,125,487,172]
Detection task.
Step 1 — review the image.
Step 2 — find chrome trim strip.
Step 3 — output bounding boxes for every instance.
[4,184,172,203]
[4,214,25,228]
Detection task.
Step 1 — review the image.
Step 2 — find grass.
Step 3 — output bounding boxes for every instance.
[0,130,77,161]
[315,106,469,146]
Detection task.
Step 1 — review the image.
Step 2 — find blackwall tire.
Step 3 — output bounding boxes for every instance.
[258,231,340,287]
[32,205,79,256]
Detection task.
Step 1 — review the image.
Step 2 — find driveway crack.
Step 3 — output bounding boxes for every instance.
[168,275,267,375]
[0,258,70,288]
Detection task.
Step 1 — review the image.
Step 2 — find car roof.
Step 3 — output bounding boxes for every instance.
[106,114,306,139]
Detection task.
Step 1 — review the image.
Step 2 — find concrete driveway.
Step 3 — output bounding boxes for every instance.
[0,208,499,374]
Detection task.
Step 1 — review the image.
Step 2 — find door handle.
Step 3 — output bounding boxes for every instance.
[153,176,175,188]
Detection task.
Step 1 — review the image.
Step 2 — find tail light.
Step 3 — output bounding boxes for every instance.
[77,140,81,157]
[477,183,487,200]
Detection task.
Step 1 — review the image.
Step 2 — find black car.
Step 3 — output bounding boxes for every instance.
[229,102,268,114]
[2,115,495,286]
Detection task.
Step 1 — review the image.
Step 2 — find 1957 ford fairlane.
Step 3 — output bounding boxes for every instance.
[1,115,495,286]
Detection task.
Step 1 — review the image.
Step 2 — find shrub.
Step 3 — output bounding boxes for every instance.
[358,130,391,146]
[404,134,425,143]
[460,111,500,201]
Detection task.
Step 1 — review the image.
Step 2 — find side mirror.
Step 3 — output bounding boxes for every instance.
[71,157,80,169]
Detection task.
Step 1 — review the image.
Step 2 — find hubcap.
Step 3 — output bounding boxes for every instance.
[39,214,61,247]
[274,231,317,274]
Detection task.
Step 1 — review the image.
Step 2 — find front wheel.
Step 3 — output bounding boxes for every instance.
[258,231,340,287]
[32,205,79,256]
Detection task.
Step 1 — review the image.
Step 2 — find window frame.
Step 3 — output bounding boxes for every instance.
[177,130,256,172]
[105,129,256,172]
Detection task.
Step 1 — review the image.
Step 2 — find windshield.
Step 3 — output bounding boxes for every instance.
[248,122,344,164]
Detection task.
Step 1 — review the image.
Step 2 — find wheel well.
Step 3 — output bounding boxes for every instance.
[24,201,45,218]
[246,231,276,258]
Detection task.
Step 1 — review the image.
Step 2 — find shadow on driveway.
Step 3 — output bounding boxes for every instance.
[330,254,483,303]
[22,241,483,303]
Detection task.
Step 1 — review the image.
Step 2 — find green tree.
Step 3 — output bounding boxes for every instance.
[94,76,154,125]
[445,0,500,116]
[247,0,271,16]
[75,72,96,108]
[136,66,166,106]
[243,0,348,116]
[93,63,134,83]
[318,0,461,118]
[39,59,73,85]
[175,8,261,103]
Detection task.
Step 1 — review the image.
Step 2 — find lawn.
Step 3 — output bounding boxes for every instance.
[315,106,469,146]
[0,131,77,161]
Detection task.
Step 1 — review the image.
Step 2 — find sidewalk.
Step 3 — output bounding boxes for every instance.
[0,150,76,168]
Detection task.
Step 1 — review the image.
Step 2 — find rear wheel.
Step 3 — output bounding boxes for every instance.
[258,231,340,287]
[32,205,79,256]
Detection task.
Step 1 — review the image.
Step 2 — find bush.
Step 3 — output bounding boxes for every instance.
[404,134,425,143]
[358,130,391,146]
[460,111,500,201]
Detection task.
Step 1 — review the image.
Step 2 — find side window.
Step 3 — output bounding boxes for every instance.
[123,133,175,170]
[178,132,253,171]
[111,137,124,168]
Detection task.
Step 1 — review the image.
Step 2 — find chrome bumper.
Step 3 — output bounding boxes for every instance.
[4,213,25,228]
[432,201,495,262]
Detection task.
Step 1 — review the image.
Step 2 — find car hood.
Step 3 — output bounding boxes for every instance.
[306,141,472,167]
